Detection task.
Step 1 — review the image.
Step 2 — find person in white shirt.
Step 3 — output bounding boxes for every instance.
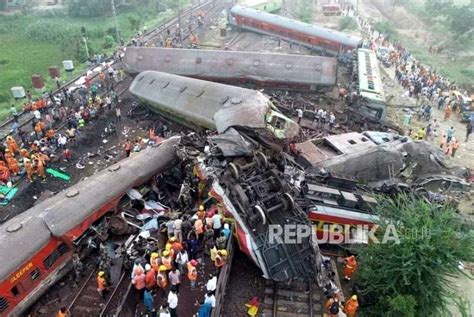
[329,112,336,130]
[296,108,303,124]
[33,109,41,120]
[204,292,216,308]
[174,218,183,242]
[167,288,178,317]
[176,249,188,276]
[159,303,171,317]
[206,274,217,294]
[211,213,222,239]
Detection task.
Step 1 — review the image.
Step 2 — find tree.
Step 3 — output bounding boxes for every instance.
[447,6,474,38]
[424,0,453,14]
[66,0,112,17]
[357,195,474,316]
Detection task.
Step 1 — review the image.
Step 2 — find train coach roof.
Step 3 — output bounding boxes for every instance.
[231,5,362,48]
[124,47,337,86]
[0,138,180,281]
[129,71,272,133]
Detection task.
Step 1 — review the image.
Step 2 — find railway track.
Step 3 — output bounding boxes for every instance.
[67,267,129,317]
[0,0,219,141]
[262,280,324,317]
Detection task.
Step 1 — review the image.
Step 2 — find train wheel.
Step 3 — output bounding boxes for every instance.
[229,162,240,180]
[253,205,267,225]
[255,151,268,169]
[283,193,295,211]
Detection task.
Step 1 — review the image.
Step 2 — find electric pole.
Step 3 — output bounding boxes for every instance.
[111,0,121,44]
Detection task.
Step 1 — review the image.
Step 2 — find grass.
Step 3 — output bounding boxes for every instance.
[0,7,178,121]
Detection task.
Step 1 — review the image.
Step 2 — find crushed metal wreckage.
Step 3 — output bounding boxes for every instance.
[294,131,470,194]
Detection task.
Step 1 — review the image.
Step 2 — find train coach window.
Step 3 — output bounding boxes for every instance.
[57,243,70,256]
[0,297,8,312]
[43,249,60,269]
[30,268,41,281]
[10,286,19,297]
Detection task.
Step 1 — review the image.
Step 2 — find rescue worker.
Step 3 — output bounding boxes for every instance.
[451,138,460,157]
[245,296,260,317]
[343,255,357,281]
[197,204,206,219]
[56,307,70,317]
[157,265,168,290]
[97,271,108,300]
[20,148,30,159]
[145,264,156,291]
[132,266,146,299]
[6,136,18,154]
[194,217,204,239]
[124,139,132,157]
[0,161,10,182]
[416,127,426,140]
[24,158,34,182]
[162,250,173,270]
[187,259,198,289]
[45,128,56,139]
[6,156,20,175]
[344,295,359,317]
[325,295,342,317]
[214,250,227,273]
[210,244,218,263]
[169,236,183,255]
[150,252,160,272]
[34,120,45,138]
[165,37,173,48]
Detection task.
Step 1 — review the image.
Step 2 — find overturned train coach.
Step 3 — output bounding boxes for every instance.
[0,138,180,317]
[129,71,300,141]
[124,47,337,91]
[229,5,362,55]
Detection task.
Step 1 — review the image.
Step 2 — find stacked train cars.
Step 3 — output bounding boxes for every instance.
[229,5,362,55]
[124,47,337,91]
[0,139,179,317]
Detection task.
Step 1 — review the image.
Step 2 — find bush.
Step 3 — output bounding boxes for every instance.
[339,16,357,31]
[66,0,111,17]
[24,20,81,43]
[103,35,115,49]
[127,13,141,31]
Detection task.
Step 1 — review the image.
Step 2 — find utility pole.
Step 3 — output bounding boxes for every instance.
[177,0,183,46]
[81,27,89,60]
[111,0,121,44]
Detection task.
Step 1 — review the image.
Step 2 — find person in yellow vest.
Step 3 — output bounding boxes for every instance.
[245,296,260,317]
[210,244,218,262]
[162,250,173,270]
[156,265,168,290]
[97,271,108,300]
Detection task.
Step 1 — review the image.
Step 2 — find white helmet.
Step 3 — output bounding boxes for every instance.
[145,264,151,271]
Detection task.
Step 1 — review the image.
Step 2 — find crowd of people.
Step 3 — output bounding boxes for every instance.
[1,61,125,186]
[94,202,232,317]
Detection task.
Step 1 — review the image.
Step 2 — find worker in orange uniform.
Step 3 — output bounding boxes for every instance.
[97,271,108,300]
[156,265,168,290]
[169,236,183,255]
[187,259,198,289]
[194,217,204,239]
[0,161,11,182]
[36,151,49,166]
[24,158,34,182]
[150,252,160,272]
[6,136,19,154]
[343,255,357,281]
[20,148,30,159]
[344,295,359,317]
[33,156,46,181]
[197,204,206,220]
[4,149,13,162]
[144,264,156,291]
[162,250,173,270]
[56,307,70,317]
[132,266,146,299]
[6,156,20,175]
[45,128,56,139]
[34,120,45,138]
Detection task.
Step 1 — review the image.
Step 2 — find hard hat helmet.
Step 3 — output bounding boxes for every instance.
[199,205,205,211]
[169,237,177,242]
[159,265,167,271]
[151,252,158,258]
[98,271,105,277]
[134,266,143,274]
[190,259,198,266]
[163,250,170,257]
[219,250,228,256]
[145,264,151,271]
[352,295,358,301]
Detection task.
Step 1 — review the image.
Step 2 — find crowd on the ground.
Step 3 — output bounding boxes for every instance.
[1,64,126,186]
[345,4,473,160]
[94,202,232,317]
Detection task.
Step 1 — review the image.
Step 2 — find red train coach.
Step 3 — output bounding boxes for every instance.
[229,5,363,56]
[0,138,179,316]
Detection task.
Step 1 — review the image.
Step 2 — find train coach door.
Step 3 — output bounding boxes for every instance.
[311,63,323,91]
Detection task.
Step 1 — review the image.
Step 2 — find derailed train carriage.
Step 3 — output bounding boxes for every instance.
[129,71,300,141]
[229,5,363,55]
[124,47,337,91]
[0,139,180,317]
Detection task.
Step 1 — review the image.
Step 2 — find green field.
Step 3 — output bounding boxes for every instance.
[0,8,177,121]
